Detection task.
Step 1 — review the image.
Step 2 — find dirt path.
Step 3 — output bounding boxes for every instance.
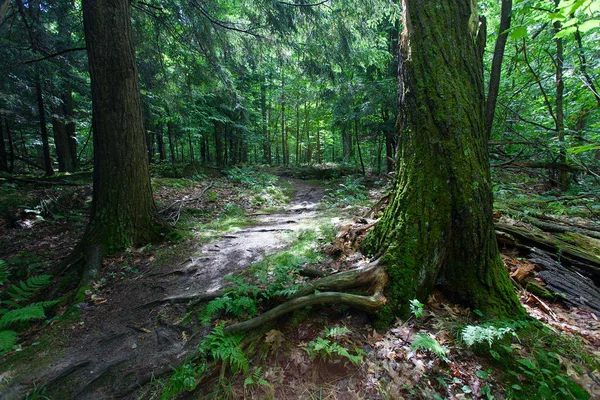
[1,179,326,400]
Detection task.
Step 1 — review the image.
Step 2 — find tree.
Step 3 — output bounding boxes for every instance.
[74,0,165,280]
[363,0,524,318]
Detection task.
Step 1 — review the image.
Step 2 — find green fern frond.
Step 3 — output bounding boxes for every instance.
[325,326,352,338]
[461,325,515,347]
[0,260,9,285]
[199,296,231,325]
[5,275,53,302]
[0,303,45,328]
[0,329,17,354]
[200,325,249,374]
[411,333,450,362]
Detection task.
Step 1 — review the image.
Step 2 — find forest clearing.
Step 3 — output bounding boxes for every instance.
[1,0,600,398]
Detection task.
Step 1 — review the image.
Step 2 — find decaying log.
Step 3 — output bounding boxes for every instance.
[528,248,600,316]
[495,222,600,284]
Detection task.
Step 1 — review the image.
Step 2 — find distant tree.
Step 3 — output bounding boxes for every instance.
[364,0,524,318]
[72,0,165,281]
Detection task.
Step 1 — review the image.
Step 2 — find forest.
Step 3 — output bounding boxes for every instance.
[0,0,599,398]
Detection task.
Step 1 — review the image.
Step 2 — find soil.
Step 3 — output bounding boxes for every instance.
[0,179,327,400]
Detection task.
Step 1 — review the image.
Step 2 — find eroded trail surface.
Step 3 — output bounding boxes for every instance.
[2,179,326,400]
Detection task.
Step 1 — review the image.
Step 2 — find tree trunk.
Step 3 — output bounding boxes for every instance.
[80,0,164,252]
[5,118,14,173]
[553,8,568,189]
[484,0,512,137]
[0,116,7,172]
[214,121,224,167]
[167,120,176,164]
[157,124,166,161]
[35,73,54,176]
[363,0,523,319]
[354,117,365,175]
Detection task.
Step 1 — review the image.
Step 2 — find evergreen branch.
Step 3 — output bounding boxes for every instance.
[278,0,330,6]
[22,47,87,65]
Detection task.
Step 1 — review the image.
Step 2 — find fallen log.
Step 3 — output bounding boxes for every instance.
[528,248,600,316]
[495,222,600,284]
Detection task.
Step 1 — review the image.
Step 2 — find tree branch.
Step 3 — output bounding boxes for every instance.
[23,47,87,65]
[278,0,330,6]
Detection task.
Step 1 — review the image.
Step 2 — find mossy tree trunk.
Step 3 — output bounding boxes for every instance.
[363,0,523,318]
[80,0,164,255]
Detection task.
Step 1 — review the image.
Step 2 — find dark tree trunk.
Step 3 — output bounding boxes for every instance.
[5,119,14,172]
[342,126,353,163]
[35,73,54,176]
[0,117,7,172]
[363,0,523,318]
[214,121,224,167]
[354,117,365,175]
[157,124,166,161]
[553,8,568,189]
[484,0,512,137]
[167,120,175,164]
[80,0,163,252]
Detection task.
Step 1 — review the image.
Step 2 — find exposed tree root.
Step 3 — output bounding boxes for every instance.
[224,260,388,334]
[224,291,386,334]
[72,356,132,398]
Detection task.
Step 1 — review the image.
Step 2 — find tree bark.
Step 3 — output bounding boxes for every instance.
[0,116,7,172]
[80,0,164,252]
[363,0,523,318]
[484,0,512,138]
[553,7,568,189]
[167,120,176,164]
[35,73,54,176]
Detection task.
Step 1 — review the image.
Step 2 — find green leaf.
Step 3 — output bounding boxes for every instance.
[579,19,600,32]
[476,370,489,379]
[554,26,578,38]
[508,26,527,40]
[517,358,536,370]
[509,26,528,40]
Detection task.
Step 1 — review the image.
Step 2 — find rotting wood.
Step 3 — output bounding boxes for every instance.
[528,248,600,316]
[495,222,600,283]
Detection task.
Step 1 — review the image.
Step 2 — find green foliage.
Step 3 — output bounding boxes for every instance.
[461,325,516,347]
[200,324,249,374]
[410,334,450,362]
[199,294,258,326]
[303,326,365,366]
[0,260,8,286]
[243,366,272,395]
[0,274,58,354]
[324,176,369,207]
[162,362,206,400]
[409,299,424,318]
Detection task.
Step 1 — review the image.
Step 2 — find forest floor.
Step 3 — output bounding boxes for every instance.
[0,166,599,399]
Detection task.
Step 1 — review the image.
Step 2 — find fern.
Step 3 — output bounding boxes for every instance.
[304,328,365,366]
[325,326,352,338]
[199,295,258,326]
[200,324,249,373]
[0,303,45,328]
[461,325,515,347]
[0,260,8,285]
[0,329,17,354]
[411,333,450,362]
[5,275,53,302]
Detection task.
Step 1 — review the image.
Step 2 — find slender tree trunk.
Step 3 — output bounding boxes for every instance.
[34,73,54,176]
[157,123,166,161]
[553,7,568,189]
[296,104,300,165]
[6,119,14,173]
[188,131,194,162]
[214,121,224,167]
[80,0,164,252]
[281,70,287,166]
[363,0,523,319]
[167,120,175,164]
[484,0,512,137]
[354,117,365,175]
[0,117,7,172]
